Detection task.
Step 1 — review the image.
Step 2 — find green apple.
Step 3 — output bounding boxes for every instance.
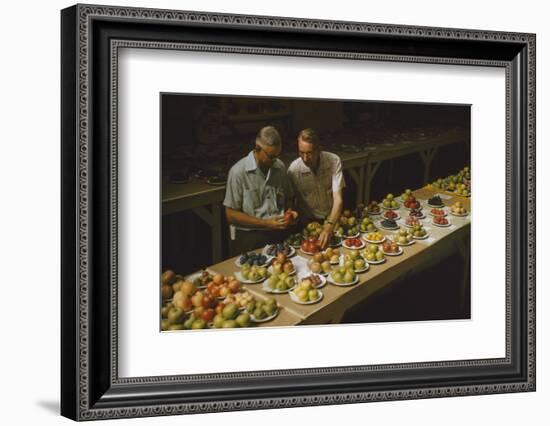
[308,289,319,300]
[375,251,384,261]
[236,313,250,327]
[191,319,207,329]
[222,303,238,320]
[213,314,225,328]
[354,259,366,270]
[321,261,331,273]
[222,320,238,328]
[167,307,185,324]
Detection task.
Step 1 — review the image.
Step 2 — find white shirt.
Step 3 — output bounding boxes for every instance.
[287,151,346,220]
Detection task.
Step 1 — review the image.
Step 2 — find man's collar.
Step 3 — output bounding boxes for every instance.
[244,150,258,172]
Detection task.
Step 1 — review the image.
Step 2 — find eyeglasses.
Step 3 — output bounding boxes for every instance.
[258,146,279,161]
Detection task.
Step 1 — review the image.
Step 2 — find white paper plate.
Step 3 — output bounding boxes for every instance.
[297,273,327,289]
[363,235,386,244]
[380,204,401,210]
[412,233,429,240]
[432,220,452,227]
[250,309,279,323]
[289,289,324,304]
[262,280,296,294]
[342,240,366,250]
[395,238,415,246]
[449,210,469,217]
[235,271,266,284]
[383,212,401,221]
[382,246,404,256]
[184,271,211,289]
[326,274,360,287]
[343,232,360,239]
[262,245,296,258]
[365,257,386,265]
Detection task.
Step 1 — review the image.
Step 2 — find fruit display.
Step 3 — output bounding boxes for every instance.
[329,234,343,247]
[308,256,333,275]
[359,216,378,233]
[410,223,428,239]
[299,273,326,289]
[328,265,358,286]
[363,231,385,243]
[400,188,413,201]
[300,236,321,254]
[321,247,342,265]
[264,272,297,293]
[341,251,369,273]
[454,183,470,197]
[189,270,214,289]
[212,302,250,328]
[264,242,295,257]
[343,237,365,249]
[382,240,403,255]
[238,263,269,283]
[361,244,386,263]
[366,201,382,215]
[404,216,421,228]
[302,221,323,239]
[450,201,468,216]
[224,291,255,310]
[204,274,241,299]
[382,193,400,209]
[338,212,360,237]
[433,216,451,227]
[383,209,400,220]
[403,194,421,210]
[269,253,296,275]
[427,195,444,207]
[429,208,447,217]
[380,218,399,230]
[290,281,323,304]
[408,208,425,219]
[245,297,279,322]
[394,228,414,246]
[236,252,270,267]
[285,232,303,248]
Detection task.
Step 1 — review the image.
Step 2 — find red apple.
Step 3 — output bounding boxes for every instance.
[201,308,215,323]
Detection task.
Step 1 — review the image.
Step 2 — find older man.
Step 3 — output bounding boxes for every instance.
[287,128,345,248]
[223,126,296,255]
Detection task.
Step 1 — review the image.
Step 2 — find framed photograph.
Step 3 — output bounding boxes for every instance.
[61,4,536,421]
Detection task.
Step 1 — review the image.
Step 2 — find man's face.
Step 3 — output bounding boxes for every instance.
[256,144,281,169]
[298,138,319,169]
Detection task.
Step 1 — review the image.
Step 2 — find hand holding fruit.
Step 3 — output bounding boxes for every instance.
[283,208,299,225]
[266,216,289,230]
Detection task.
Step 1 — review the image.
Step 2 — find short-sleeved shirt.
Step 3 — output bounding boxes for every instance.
[223,151,294,231]
[287,151,345,220]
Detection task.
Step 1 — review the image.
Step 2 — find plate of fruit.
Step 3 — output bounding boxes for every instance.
[268,253,296,276]
[383,209,400,221]
[235,252,271,268]
[329,235,343,247]
[235,264,269,284]
[427,195,445,208]
[343,237,365,250]
[410,223,429,239]
[290,285,324,305]
[185,270,214,289]
[403,216,422,228]
[359,216,378,233]
[400,188,413,202]
[363,231,386,244]
[340,252,369,273]
[366,201,382,215]
[317,249,341,265]
[381,193,400,210]
[361,244,386,264]
[408,208,425,219]
[263,243,295,258]
[380,218,399,230]
[300,237,322,255]
[382,240,403,256]
[454,183,470,197]
[432,216,451,227]
[262,273,297,294]
[449,201,469,216]
[327,266,359,287]
[429,208,447,217]
[284,233,303,248]
[247,298,279,323]
[297,272,327,289]
[402,194,422,210]
[308,258,332,276]
[394,228,415,246]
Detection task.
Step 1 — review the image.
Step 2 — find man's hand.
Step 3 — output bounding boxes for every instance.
[266,216,289,230]
[318,224,334,249]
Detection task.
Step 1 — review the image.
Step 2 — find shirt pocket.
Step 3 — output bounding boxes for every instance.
[243,189,261,216]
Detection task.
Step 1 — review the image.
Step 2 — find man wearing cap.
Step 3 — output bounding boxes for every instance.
[224,126,297,256]
[287,128,345,249]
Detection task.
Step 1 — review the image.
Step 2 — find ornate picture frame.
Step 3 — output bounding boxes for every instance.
[61,4,535,420]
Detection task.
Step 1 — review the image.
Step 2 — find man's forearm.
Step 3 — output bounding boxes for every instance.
[225,207,270,229]
[327,191,344,225]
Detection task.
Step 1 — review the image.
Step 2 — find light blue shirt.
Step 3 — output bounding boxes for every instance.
[223,151,294,230]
